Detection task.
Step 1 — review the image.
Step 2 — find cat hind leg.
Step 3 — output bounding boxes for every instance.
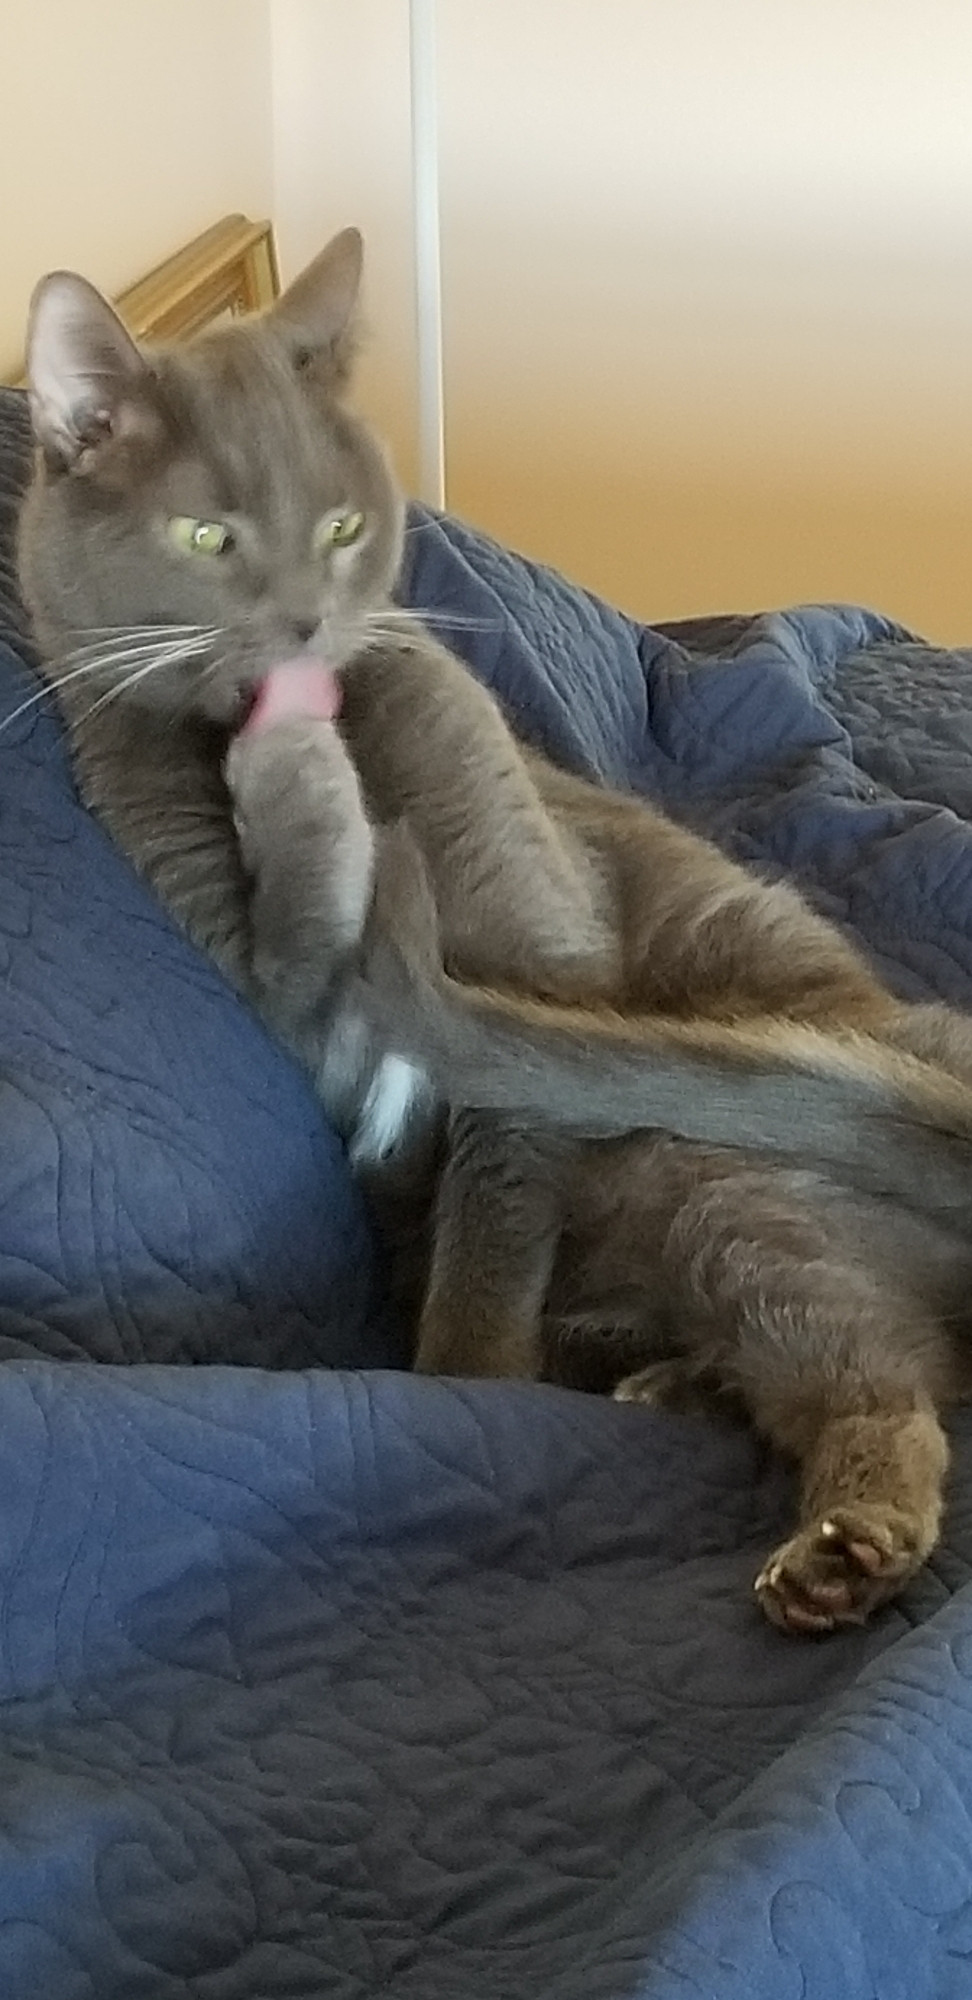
[651,1163,952,1633]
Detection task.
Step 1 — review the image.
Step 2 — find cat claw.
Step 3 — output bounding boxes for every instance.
[754,1503,925,1635]
[612,1358,720,1419]
[613,1360,690,1406]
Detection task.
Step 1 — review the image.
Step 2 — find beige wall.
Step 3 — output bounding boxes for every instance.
[270,0,420,495]
[5,2,971,642]
[0,0,273,377]
[436,0,972,643]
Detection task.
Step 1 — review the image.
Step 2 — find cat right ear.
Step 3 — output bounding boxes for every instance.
[271,227,364,389]
[26,272,159,475]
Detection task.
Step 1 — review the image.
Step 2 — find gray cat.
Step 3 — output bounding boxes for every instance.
[17,229,972,1632]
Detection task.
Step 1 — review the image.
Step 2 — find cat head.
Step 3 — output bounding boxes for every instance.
[18,228,405,725]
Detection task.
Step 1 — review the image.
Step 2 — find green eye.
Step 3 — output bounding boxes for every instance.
[168,516,234,557]
[315,509,365,554]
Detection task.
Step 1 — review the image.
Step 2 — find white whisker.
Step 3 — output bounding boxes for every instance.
[68,623,215,644]
[55,626,218,667]
[0,635,214,743]
[370,607,500,636]
[74,642,210,729]
[0,656,136,739]
[76,622,212,633]
[75,661,165,726]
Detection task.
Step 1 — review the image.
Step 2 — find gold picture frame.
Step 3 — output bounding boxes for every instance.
[6,213,279,386]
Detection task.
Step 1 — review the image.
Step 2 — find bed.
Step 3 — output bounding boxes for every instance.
[2,321,972,1995]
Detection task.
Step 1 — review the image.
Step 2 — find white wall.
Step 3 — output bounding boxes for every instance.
[0,0,273,377]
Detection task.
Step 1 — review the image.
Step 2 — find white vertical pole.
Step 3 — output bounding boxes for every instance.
[408,0,446,508]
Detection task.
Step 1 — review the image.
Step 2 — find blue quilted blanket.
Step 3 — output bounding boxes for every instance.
[2,386,972,1998]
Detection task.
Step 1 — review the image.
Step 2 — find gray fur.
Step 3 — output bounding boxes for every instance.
[17,231,972,1629]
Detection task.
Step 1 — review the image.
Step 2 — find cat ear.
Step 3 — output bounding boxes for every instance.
[271,227,363,388]
[26,272,160,475]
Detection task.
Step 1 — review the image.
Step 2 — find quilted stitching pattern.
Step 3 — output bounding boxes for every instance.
[0,1363,968,2000]
[2,390,972,1993]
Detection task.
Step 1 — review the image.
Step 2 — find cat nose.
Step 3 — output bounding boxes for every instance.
[290,617,319,645]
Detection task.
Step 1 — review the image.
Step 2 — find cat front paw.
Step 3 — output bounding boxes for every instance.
[225,716,363,871]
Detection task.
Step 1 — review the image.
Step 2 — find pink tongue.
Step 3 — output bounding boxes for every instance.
[243,657,342,734]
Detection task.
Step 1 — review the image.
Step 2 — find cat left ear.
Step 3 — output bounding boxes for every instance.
[26,272,159,475]
[271,227,363,388]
